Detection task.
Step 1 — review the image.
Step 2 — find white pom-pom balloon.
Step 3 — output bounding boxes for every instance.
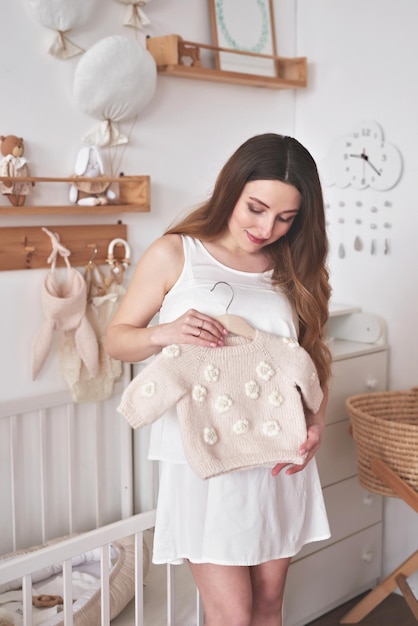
[26,0,99,58]
[27,0,98,30]
[73,36,157,146]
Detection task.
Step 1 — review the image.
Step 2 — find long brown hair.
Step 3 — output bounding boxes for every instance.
[166,133,332,385]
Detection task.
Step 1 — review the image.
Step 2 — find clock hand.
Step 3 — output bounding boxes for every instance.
[361,153,381,176]
[358,148,381,176]
[350,150,381,175]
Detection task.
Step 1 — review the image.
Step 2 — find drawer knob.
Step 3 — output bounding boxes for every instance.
[363,493,374,506]
[366,379,378,390]
[362,551,374,563]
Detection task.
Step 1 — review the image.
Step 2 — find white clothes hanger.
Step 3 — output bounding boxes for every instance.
[210,281,256,339]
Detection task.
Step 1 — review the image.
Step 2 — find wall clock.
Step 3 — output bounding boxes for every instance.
[322,121,403,258]
[325,120,403,191]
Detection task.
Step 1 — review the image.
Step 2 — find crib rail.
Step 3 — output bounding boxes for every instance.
[0,510,203,626]
[0,510,155,626]
[0,382,132,555]
[1,389,203,625]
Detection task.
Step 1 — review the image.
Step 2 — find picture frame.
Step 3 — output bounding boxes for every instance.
[208,0,278,77]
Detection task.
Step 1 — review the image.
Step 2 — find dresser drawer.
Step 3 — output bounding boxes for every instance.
[316,419,357,486]
[283,524,382,626]
[327,351,388,424]
[295,476,383,560]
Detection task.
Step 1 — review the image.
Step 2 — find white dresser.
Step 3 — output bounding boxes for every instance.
[283,304,389,626]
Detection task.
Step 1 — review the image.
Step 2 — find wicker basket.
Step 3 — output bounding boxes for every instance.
[345,387,418,497]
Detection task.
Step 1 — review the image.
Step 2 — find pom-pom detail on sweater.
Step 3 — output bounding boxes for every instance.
[204,426,218,445]
[268,391,284,407]
[204,363,220,382]
[140,381,156,397]
[215,394,233,413]
[263,420,281,437]
[162,344,180,357]
[118,330,324,479]
[255,361,274,381]
[245,380,260,399]
[192,384,207,403]
[233,419,250,435]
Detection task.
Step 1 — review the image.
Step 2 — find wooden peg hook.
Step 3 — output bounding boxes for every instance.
[0,224,128,271]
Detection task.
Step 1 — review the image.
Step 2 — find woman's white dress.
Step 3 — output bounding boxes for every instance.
[148,236,330,565]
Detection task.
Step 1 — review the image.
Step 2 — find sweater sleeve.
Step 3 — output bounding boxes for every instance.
[117,344,195,429]
[271,336,324,413]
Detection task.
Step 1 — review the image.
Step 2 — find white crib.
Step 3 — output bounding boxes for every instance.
[0,381,202,626]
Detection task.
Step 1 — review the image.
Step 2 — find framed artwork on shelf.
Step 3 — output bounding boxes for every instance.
[209,0,278,77]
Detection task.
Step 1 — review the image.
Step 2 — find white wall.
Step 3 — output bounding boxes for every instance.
[1,0,416,598]
[295,0,418,592]
[0,0,296,401]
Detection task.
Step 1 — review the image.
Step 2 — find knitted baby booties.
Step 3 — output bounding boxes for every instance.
[31,267,99,380]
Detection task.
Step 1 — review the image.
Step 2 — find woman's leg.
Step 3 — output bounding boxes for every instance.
[189,557,291,626]
[188,562,253,626]
[250,557,291,626]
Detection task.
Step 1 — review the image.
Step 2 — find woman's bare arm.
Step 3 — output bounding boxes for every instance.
[105,234,226,363]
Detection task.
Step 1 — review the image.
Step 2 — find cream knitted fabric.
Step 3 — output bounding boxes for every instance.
[31,229,99,381]
[31,267,99,380]
[60,285,124,403]
[118,331,323,479]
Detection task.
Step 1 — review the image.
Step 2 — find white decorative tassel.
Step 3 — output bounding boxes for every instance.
[114,1,152,29]
[48,31,84,59]
[82,120,128,147]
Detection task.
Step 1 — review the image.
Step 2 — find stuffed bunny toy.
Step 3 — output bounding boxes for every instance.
[69,145,116,206]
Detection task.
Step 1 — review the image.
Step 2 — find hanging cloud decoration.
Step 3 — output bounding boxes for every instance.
[26,0,99,59]
[73,36,157,147]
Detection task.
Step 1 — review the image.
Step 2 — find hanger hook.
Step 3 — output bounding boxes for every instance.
[107,238,131,269]
[24,239,35,267]
[210,281,234,313]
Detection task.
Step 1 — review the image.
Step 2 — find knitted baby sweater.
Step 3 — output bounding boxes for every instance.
[118,330,323,479]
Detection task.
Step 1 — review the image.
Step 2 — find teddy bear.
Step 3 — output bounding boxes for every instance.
[69,145,116,206]
[0,135,34,206]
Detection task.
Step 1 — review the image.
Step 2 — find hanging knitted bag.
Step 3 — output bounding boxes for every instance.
[31,229,99,380]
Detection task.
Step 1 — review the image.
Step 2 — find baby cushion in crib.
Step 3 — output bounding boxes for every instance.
[0,534,150,626]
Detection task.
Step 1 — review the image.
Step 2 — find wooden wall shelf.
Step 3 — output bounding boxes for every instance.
[146,35,307,90]
[0,175,150,215]
[0,224,128,271]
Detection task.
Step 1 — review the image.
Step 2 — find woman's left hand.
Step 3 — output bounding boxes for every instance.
[271,422,324,476]
[271,386,328,477]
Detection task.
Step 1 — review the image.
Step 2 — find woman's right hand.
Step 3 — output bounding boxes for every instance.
[106,235,228,362]
[153,309,227,348]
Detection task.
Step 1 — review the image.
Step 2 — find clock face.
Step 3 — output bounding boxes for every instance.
[351,120,382,142]
[324,121,403,191]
